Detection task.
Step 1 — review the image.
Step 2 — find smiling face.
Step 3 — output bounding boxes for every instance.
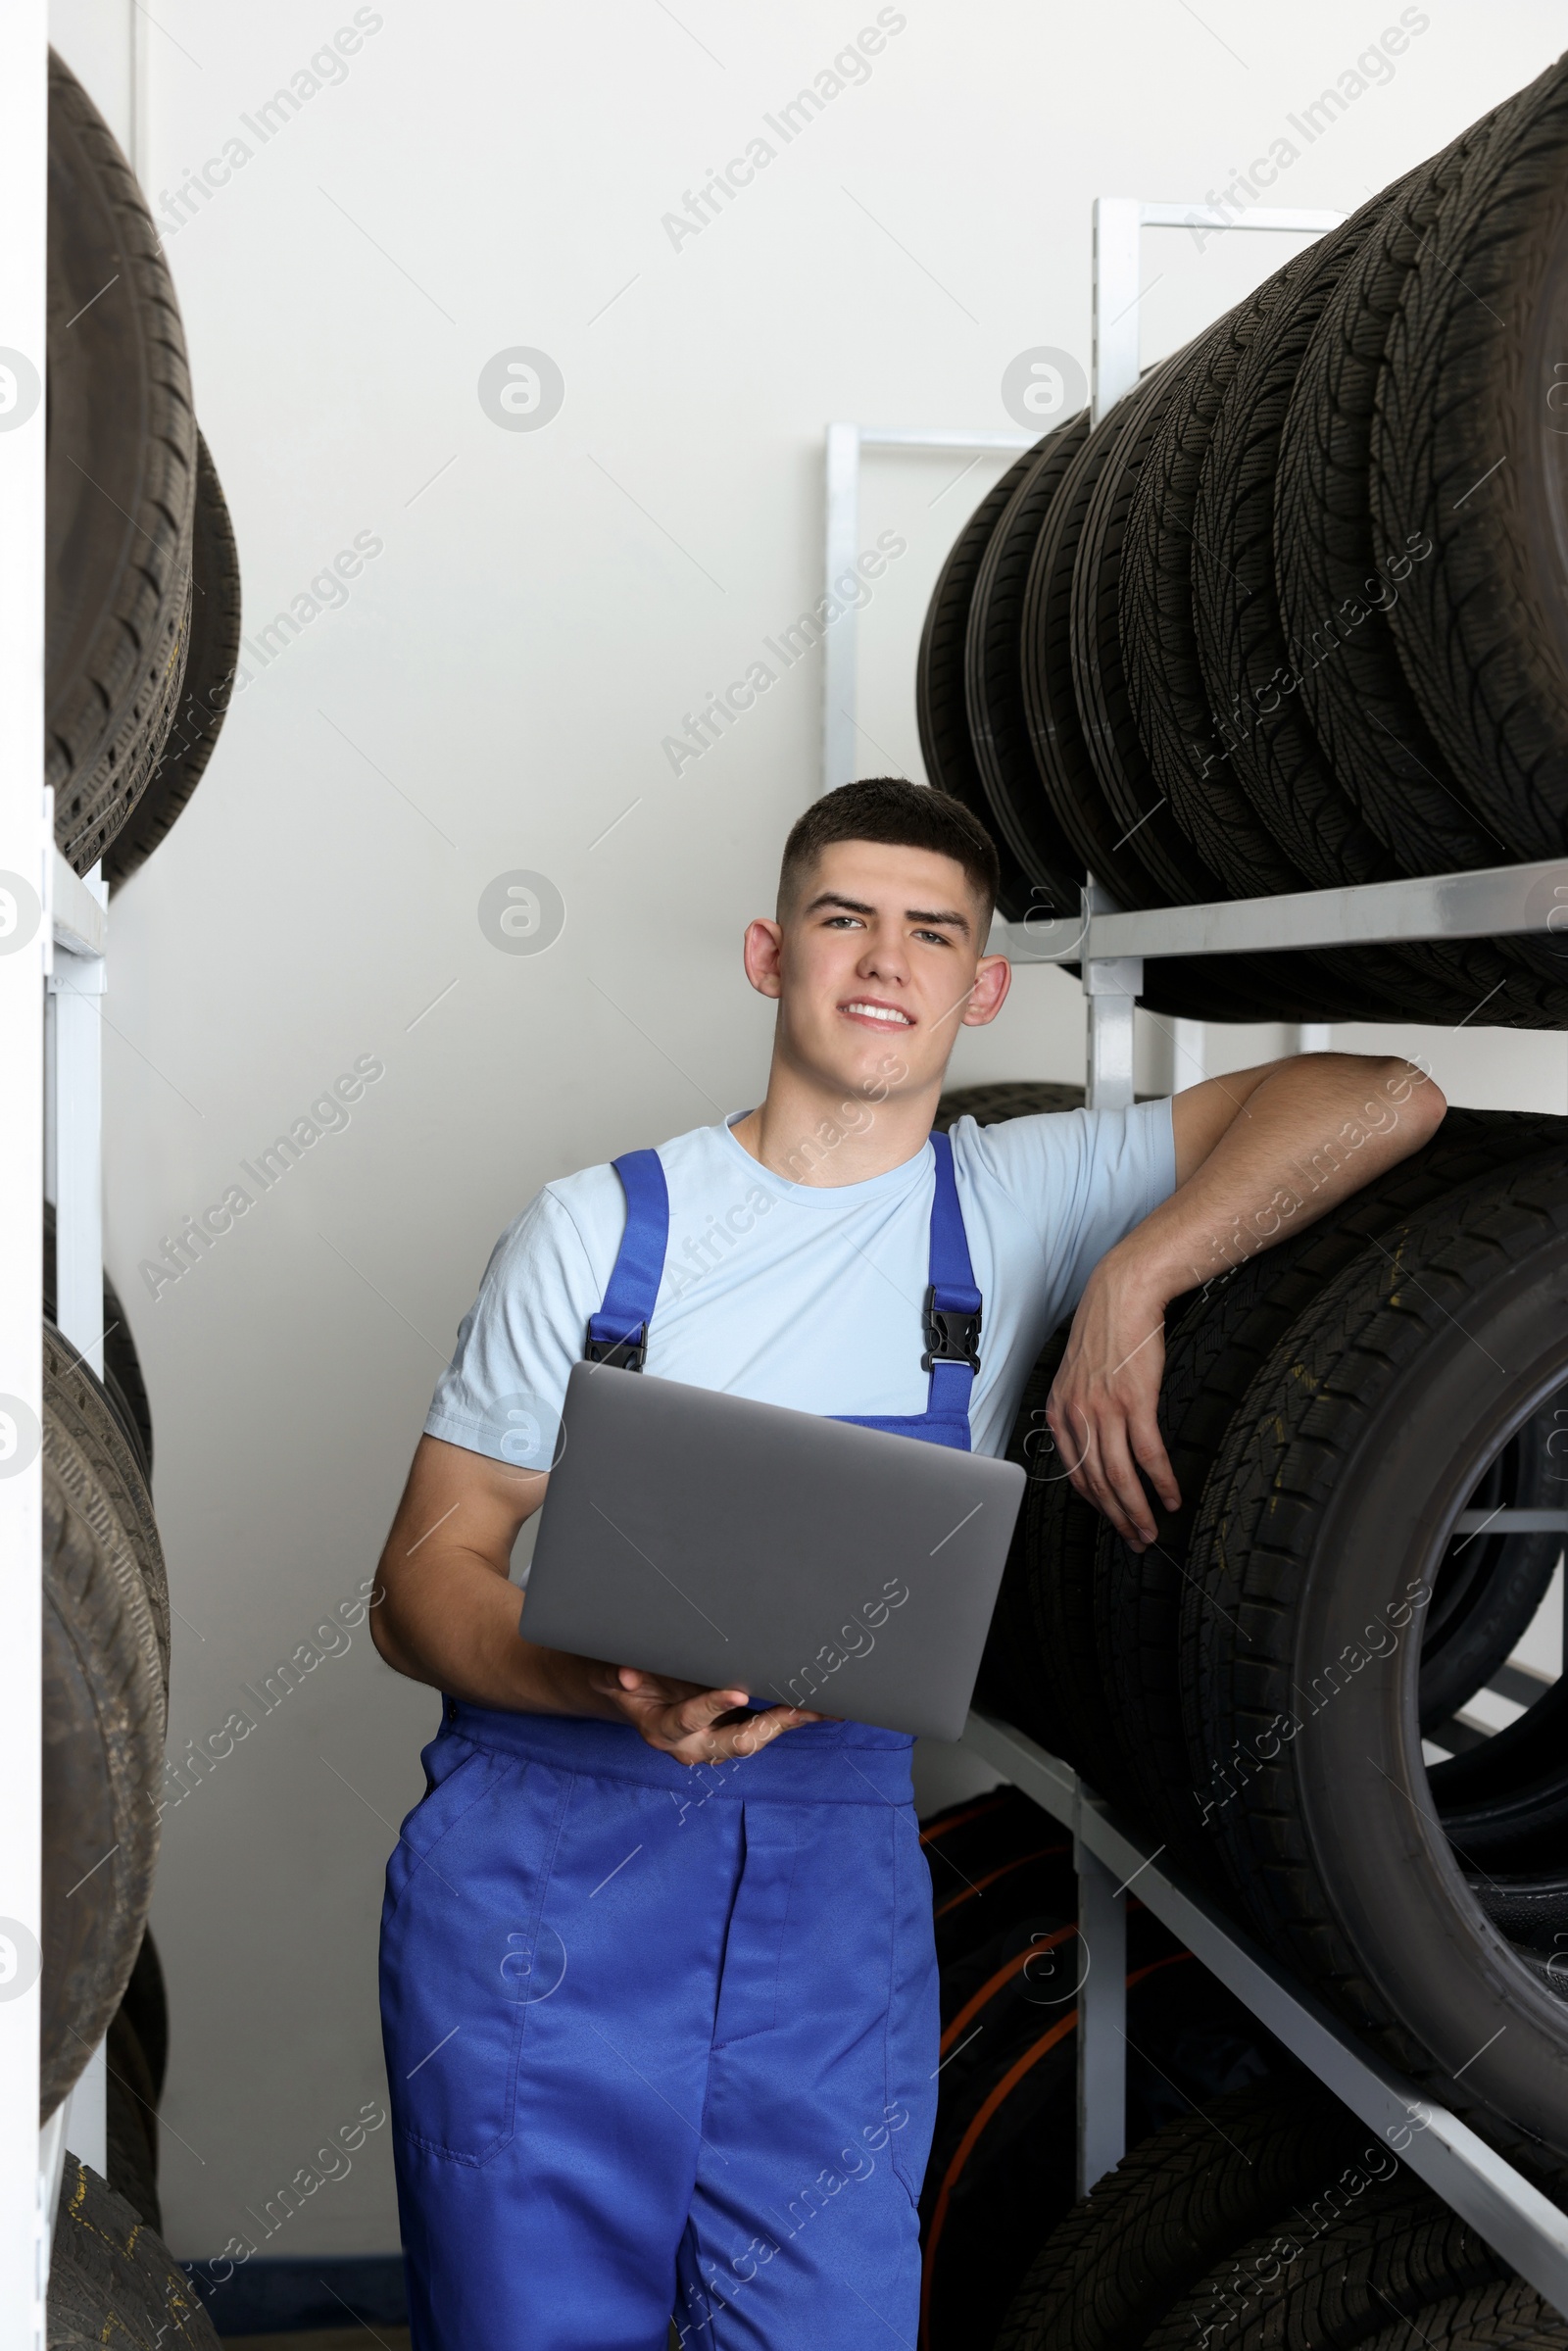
[742,838,1010,1103]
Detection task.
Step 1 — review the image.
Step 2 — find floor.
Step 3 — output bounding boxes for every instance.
[226,2335,412,2350]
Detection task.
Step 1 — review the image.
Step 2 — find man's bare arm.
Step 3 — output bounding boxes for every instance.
[1047,1052,1446,1550]
[370,1434,820,1763]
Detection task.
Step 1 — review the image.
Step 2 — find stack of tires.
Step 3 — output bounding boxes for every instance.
[919,52,1568,1025]
[44,48,236,2347]
[963,1095,1568,2271]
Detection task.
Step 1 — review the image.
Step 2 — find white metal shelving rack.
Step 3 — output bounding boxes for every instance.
[822,193,1568,2318]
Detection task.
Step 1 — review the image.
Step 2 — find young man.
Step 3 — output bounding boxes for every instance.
[371,777,1444,2351]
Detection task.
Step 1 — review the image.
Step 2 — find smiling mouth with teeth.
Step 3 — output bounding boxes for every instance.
[841,1001,913,1026]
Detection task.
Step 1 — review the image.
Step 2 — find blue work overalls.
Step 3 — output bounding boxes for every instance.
[380,1132,985,2351]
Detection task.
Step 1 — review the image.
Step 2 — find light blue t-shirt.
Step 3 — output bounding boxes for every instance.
[424,1102,1177,1471]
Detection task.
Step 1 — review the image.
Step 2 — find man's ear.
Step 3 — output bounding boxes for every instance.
[958,953,1011,1028]
[743,916,785,1000]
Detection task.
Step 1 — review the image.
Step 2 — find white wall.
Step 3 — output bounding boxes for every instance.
[46,0,1568,2260]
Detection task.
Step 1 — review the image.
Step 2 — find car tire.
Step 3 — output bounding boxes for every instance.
[41,1343,166,2123]
[48,2159,219,2347]
[993,2078,1385,2351]
[1372,51,1568,862]
[965,415,1091,919]
[917,445,1050,921]
[105,431,241,890]
[1182,1160,1568,2172]
[46,50,196,875]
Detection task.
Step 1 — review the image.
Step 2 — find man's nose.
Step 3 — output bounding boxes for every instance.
[858,930,906,979]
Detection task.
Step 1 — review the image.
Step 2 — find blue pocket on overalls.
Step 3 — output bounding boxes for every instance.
[379,1738,568,2166]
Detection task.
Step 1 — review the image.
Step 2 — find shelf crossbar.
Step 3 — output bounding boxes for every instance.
[988,857,1568,965]
[961,1709,1568,2319]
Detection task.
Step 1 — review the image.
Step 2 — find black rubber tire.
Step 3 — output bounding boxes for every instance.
[920,1785,1073,1908]
[104,1924,168,2231]
[917,446,1049,921]
[42,1342,166,2124]
[1193,191,1408,890]
[1372,51,1568,860]
[922,1934,1293,2351]
[965,415,1091,919]
[1181,1160,1568,2172]
[1092,1106,1568,1872]
[43,1205,153,1484]
[932,1835,1076,1977]
[919,1788,1076,1976]
[1074,352,1230,907]
[46,50,196,876]
[116,1928,169,2106]
[933,1853,1077,2033]
[1469,1873,1568,1953]
[44,1323,167,1703]
[934,1080,1085,1131]
[992,2077,1379,2351]
[105,2003,161,2232]
[106,431,241,890]
[977,1326,1143,1810]
[973,1336,1073,1740]
[1123,298,1321,902]
[1356,2282,1568,2351]
[1276,124,1508,876]
[48,2160,220,2348]
[1145,2177,1511,2351]
[1021,372,1177,912]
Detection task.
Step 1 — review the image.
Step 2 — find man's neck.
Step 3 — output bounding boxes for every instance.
[729,1053,942,1188]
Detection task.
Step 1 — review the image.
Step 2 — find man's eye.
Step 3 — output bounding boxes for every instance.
[825,915,861,929]
[913,929,949,946]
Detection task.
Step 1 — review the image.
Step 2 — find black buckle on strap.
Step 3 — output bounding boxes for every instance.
[921,1287,981,1375]
[584,1322,647,1372]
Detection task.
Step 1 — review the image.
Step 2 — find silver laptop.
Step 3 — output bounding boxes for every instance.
[520,1361,1026,1742]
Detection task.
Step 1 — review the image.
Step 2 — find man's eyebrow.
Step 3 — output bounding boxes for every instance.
[803,892,875,917]
[802,891,971,937]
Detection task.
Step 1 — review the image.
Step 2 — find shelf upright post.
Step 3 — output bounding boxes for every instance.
[1080,197,1154,2180]
[46,870,108,2179]
[50,874,106,1380]
[1078,866,1140,2183]
[1083,879,1144,1113]
[822,422,861,796]
[0,7,50,2339]
[1074,1835,1128,2192]
[1091,197,1144,424]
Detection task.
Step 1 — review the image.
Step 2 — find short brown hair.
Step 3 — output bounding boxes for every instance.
[778,778,1000,924]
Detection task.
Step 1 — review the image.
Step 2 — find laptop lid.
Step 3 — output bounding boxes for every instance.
[519,1360,1025,1742]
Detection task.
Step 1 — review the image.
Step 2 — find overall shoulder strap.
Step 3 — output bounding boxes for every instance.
[585,1148,669,1370]
[922,1129,983,1404]
[926,1129,981,1313]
